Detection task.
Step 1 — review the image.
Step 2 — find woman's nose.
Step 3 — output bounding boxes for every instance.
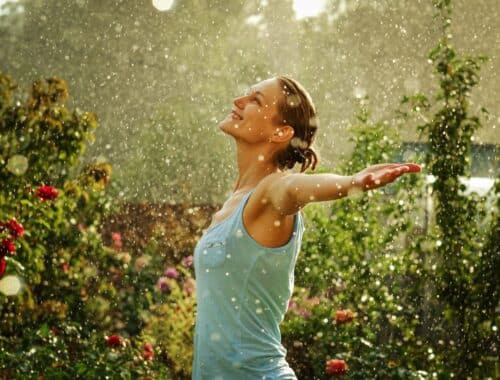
[233,94,248,108]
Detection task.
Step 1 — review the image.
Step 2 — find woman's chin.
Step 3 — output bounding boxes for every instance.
[218,118,242,131]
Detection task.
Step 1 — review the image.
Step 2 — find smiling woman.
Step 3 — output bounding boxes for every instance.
[192,74,420,379]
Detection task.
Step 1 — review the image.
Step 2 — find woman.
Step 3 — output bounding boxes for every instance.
[191,75,421,379]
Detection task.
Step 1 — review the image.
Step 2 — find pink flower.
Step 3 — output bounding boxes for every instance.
[157,277,171,294]
[298,307,311,319]
[164,267,179,279]
[106,334,122,348]
[309,296,320,305]
[287,300,297,309]
[181,255,193,267]
[0,238,15,256]
[36,185,58,201]
[111,232,122,250]
[62,263,70,272]
[5,219,24,239]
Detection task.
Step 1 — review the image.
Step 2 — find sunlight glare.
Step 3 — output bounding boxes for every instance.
[152,0,174,12]
[293,0,327,20]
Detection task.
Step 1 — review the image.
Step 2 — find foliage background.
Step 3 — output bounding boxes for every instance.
[0,0,498,203]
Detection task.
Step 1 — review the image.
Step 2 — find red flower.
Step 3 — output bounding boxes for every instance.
[0,238,15,256]
[50,326,60,335]
[0,256,6,277]
[5,219,24,239]
[62,263,69,272]
[36,185,58,201]
[106,334,122,348]
[142,350,154,361]
[143,342,153,352]
[326,359,348,376]
[111,232,122,250]
[335,309,354,324]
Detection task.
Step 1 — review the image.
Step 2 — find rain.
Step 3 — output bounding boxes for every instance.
[0,0,498,379]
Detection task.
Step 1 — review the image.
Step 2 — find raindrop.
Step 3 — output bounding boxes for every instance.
[6,155,28,176]
[210,332,221,342]
[0,275,22,296]
[353,86,366,99]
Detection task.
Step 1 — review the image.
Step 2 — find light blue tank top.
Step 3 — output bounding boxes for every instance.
[191,189,305,380]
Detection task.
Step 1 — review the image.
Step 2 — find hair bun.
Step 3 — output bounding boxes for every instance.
[292,147,306,163]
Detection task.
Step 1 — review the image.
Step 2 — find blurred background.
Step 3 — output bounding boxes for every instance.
[1,0,498,204]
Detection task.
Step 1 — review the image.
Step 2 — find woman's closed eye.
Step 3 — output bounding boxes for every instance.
[250,96,261,105]
[245,92,261,105]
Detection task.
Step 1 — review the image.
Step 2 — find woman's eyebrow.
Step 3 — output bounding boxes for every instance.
[249,88,267,102]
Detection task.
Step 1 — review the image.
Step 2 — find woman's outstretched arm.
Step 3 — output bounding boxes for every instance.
[269,163,421,215]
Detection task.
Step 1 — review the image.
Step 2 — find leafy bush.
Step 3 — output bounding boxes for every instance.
[0,71,178,378]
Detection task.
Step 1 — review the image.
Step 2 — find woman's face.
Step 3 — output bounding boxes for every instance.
[219,77,293,145]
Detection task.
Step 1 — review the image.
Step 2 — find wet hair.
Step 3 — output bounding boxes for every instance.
[272,75,320,172]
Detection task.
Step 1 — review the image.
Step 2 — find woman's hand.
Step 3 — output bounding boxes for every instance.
[351,163,421,191]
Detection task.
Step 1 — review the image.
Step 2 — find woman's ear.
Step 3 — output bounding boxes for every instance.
[273,125,294,142]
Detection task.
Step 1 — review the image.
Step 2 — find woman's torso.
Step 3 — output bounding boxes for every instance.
[191,188,305,380]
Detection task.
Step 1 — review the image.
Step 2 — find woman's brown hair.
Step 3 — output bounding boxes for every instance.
[272,75,320,172]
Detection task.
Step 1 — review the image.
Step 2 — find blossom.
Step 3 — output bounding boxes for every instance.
[388,360,397,368]
[134,255,151,271]
[298,307,310,319]
[0,256,6,277]
[181,255,193,267]
[157,277,171,294]
[325,359,348,376]
[0,238,15,256]
[5,219,24,239]
[143,350,154,361]
[143,342,153,352]
[118,252,131,264]
[50,326,60,335]
[62,263,69,272]
[164,267,179,279]
[36,185,59,201]
[182,278,196,297]
[335,309,355,324]
[106,334,122,348]
[111,232,122,250]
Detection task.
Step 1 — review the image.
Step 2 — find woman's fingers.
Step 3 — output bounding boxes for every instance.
[403,163,422,173]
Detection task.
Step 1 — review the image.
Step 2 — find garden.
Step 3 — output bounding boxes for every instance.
[0,0,498,379]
